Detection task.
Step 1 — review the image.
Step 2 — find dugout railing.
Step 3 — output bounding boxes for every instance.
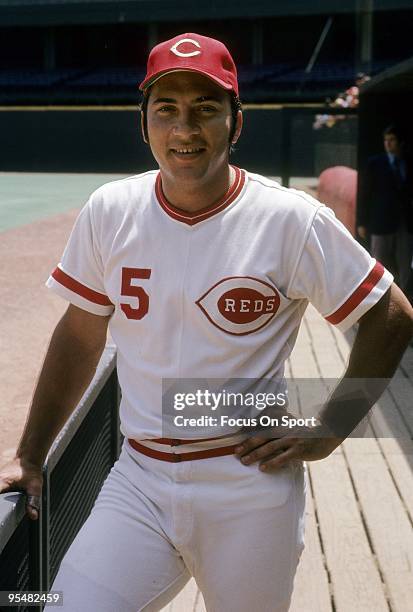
[0,345,121,611]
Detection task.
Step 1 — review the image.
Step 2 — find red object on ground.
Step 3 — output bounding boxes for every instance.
[317,166,357,236]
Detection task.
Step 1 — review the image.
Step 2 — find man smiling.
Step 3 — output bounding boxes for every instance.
[142,70,242,206]
[1,33,412,612]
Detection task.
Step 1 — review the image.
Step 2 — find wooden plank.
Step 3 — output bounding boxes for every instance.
[363,363,413,529]
[377,434,413,524]
[305,309,345,376]
[327,314,413,524]
[399,343,413,383]
[289,316,341,443]
[303,314,342,379]
[302,312,390,610]
[289,470,332,612]
[327,321,351,364]
[303,314,348,418]
[310,452,389,611]
[288,312,333,611]
[343,438,413,612]
[370,385,413,442]
[294,308,413,611]
[386,370,413,436]
[289,316,320,378]
[372,388,413,524]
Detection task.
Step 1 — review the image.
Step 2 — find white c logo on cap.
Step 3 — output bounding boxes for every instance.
[170,38,201,58]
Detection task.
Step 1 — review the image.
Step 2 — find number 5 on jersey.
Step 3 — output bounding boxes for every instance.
[120,267,151,320]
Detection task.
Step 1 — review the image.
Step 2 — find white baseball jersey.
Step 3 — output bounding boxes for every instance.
[46,167,393,440]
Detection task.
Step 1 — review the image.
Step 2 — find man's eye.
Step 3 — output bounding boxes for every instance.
[158,106,174,113]
[199,106,216,113]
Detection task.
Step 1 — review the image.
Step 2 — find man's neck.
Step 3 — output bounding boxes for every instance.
[160,166,235,214]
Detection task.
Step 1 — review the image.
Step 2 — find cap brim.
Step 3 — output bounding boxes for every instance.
[139,68,233,92]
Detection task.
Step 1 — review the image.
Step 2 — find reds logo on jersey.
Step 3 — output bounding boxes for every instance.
[196,277,280,335]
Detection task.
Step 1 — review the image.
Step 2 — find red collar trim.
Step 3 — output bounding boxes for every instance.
[155,166,245,226]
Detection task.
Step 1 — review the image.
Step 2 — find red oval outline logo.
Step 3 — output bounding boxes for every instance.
[196,276,280,335]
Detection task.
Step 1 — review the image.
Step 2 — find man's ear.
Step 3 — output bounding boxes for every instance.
[140,112,148,144]
[232,111,243,145]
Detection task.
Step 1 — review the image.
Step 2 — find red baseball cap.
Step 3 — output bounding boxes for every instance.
[139,33,239,96]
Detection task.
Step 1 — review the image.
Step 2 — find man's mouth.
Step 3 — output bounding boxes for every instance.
[171,147,205,155]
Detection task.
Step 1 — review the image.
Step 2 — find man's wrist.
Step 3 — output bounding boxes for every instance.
[315,417,347,443]
[15,444,47,469]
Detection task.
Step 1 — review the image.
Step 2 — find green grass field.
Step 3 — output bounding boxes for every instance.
[0,172,128,231]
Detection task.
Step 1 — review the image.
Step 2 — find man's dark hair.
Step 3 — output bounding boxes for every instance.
[140,90,242,151]
[383,124,404,143]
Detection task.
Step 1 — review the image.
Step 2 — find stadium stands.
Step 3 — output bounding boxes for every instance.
[1,1,411,104]
[0,60,398,104]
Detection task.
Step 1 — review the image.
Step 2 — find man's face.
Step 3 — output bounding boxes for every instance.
[384,133,401,157]
[144,71,241,186]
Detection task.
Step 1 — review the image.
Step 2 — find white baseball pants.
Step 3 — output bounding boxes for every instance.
[46,439,306,612]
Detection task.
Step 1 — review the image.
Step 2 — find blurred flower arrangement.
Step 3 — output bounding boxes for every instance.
[313,73,370,129]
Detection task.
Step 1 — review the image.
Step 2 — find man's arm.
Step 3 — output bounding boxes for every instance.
[0,304,110,519]
[318,283,412,437]
[235,283,413,471]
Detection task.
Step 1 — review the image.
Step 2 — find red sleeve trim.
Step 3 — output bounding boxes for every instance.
[51,267,113,307]
[325,261,385,325]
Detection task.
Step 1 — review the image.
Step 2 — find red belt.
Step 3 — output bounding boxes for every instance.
[128,438,238,463]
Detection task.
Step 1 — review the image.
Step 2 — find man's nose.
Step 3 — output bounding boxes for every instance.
[172,110,200,137]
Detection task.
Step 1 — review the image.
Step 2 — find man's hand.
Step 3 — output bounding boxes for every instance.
[0,457,43,520]
[235,427,343,472]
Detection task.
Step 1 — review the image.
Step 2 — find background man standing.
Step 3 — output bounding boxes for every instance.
[357,124,413,292]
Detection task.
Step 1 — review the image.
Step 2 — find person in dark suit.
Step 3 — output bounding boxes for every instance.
[357,125,413,292]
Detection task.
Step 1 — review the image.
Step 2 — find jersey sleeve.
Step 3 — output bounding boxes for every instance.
[287,205,393,331]
[45,197,114,316]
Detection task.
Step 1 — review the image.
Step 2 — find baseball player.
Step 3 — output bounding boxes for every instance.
[1,33,412,612]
